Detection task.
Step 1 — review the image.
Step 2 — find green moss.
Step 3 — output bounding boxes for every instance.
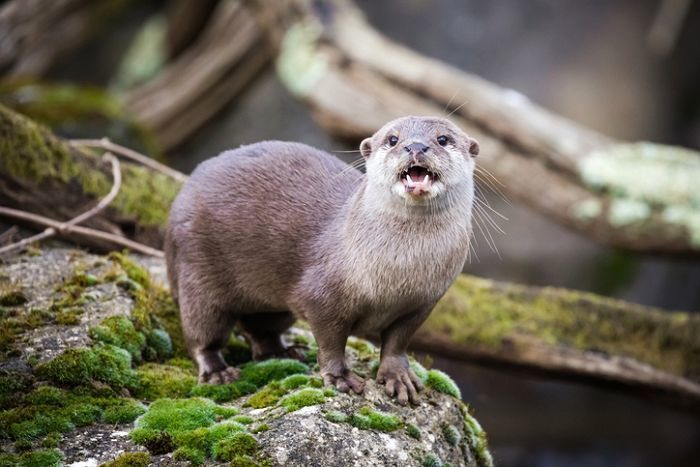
[346,337,376,359]
[14,439,33,452]
[17,449,63,467]
[429,274,700,381]
[245,383,285,409]
[422,453,442,467]
[251,423,269,433]
[36,344,138,391]
[62,403,102,426]
[189,380,257,403]
[461,404,493,467]
[279,387,326,412]
[1,374,31,409]
[324,410,348,423]
[409,359,429,383]
[0,288,28,306]
[441,423,460,446]
[107,252,150,289]
[146,329,173,359]
[349,407,402,432]
[212,432,258,462]
[103,399,146,424]
[279,374,310,390]
[172,446,206,465]
[41,432,61,448]
[130,429,174,454]
[89,316,146,361]
[426,370,461,399]
[406,423,421,440]
[233,415,254,425]
[238,359,309,387]
[136,363,197,400]
[132,398,228,436]
[100,452,150,467]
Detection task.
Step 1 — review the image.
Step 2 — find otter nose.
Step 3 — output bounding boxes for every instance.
[404,142,429,154]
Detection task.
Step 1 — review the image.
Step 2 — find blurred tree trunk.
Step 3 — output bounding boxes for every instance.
[0,0,131,77]
[242,0,700,257]
[125,0,271,151]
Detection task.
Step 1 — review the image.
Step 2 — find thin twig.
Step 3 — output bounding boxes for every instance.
[69,137,189,183]
[0,153,164,258]
[0,207,164,258]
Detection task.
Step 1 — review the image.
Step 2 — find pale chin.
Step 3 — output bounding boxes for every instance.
[391,182,442,202]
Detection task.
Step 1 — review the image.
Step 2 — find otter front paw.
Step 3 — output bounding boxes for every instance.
[322,368,365,394]
[199,366,240,384]
[377,364,423,405]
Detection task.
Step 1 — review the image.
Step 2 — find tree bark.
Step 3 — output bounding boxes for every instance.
[0,104,182,249]
[243,0,700,256]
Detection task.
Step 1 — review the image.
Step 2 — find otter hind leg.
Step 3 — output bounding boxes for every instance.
[236,312,304,361]
[179,290,240,384]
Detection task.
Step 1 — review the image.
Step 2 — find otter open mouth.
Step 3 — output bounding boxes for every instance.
[401,165,438,194]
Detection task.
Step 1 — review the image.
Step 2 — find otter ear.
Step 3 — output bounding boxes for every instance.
[468,138,480,158]
[360,138,373,159]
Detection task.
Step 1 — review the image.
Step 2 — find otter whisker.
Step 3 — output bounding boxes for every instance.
[472,205,501,258]
[443,90,459,115]
[447,98,470,118]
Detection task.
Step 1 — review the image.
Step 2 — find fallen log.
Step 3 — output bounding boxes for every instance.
[415,275,700,411]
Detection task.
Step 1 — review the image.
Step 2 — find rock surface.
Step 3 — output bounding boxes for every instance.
[0,247,491,466]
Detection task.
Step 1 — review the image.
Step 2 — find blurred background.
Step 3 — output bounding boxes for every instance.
[1,0,699,465]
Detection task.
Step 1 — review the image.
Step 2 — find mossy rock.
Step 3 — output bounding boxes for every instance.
[0,247,490,466]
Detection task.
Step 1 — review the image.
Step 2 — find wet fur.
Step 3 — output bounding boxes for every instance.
[165,116,477,401]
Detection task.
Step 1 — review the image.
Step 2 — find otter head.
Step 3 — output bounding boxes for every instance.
[360,116,479,206]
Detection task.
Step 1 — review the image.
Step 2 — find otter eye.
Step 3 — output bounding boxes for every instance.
[437,135,449,146]
[388,135,399,147]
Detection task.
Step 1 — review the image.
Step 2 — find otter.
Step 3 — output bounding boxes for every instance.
[165,116,478,404]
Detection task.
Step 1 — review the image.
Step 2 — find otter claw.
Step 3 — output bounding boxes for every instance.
[377,366,422,405]
[199,366,240,384]
[323,370,365,394]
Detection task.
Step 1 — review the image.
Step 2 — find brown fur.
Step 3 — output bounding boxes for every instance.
[165,116,478,403]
